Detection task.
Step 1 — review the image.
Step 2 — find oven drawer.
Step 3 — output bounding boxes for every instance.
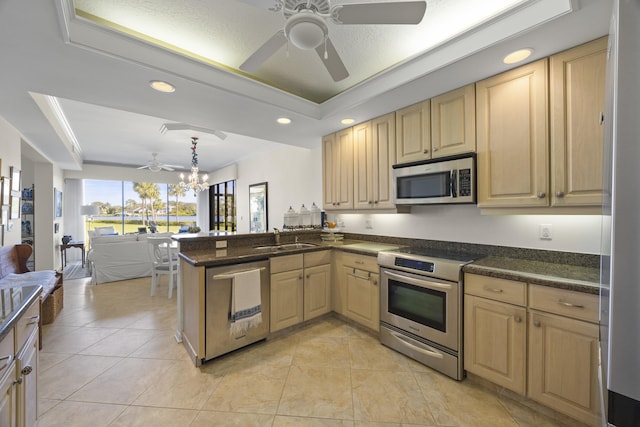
[528,284,599,323]
[464,273,526,306]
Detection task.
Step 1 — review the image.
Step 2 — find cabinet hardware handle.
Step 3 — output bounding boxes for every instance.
[433,148,438,152]
[483,286,503,293]
[349,271,371,281]
[558,300,584,309]
[27,315,40,325]
[423,149,429,154]
[372,280,378,286]
[368,201,373,204]
[537,192,546,199]
[21,366,32,376]
[355,260,364,265]
[514,316,522,323]
[306,274,310,279]
[599,112,605,125]
[555,191,565,198]
[0,355,12,372]
[299,275,303,280]
[533,320,541,327]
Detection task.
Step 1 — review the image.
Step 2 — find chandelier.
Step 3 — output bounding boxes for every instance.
[179,137,209,195]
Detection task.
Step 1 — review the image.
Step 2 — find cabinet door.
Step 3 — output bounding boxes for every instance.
[0,362,16,427]
[344,267,379,331]
[476,59,549,207]
[528,311,600,426]
[322,133,336,210]
[431,84,476,158]
[15,329,37,427]
[353,121,374,210]
[304,264,331,321]
[371,112,396,209]
[334,128,354,210]
[396,100,431,164]
[550,37,607,207]
[270,270,304,332]
[464,295,526,394]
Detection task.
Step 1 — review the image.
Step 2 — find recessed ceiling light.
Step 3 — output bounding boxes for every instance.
[503,48,533,65]
[149,80,175,93]
[341,118,355,125]
[277,117,291,124]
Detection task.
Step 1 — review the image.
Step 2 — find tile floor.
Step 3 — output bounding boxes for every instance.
[37,276,589,426]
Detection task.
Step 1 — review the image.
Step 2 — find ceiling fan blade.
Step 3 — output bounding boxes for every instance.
[332,1,427,25]
[212,130,228,140]
[240,30,287,72]
[136,165,149,170]
[160,165,175,171]
[315,37,349,82]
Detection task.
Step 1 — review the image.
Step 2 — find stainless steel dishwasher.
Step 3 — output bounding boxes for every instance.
[205,260,270,360]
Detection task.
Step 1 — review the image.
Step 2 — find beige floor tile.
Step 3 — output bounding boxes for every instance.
[202,363,290,414]
[68,357,176,404]
[349,337,412,371]
[39,354,122,400]
[38,352,72,373]
[274,415,356,426]
[497,396,588,427]
[293,336,351,368]
[414,369,518,427]
[232,334,299,368]
[35,400,126,427]
[37,398,61,418]
[108,405,198,427]
[41,326,119,354]
[351,369,435,424]
[129,333,191,360]
[78,328,158,357]
[192,410,275,426]
[295,317,353,339]
[278,365,353,420]
[132,359,221,410]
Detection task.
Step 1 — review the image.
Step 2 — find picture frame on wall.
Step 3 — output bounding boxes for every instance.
[10,195,19,219]
[1,177,9,205]
[1,205,8,228]
[10,166,20,193]
[54,188,62,218]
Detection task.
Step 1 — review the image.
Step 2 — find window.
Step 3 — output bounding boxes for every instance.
[84,180,194,236]
[209,180,236,231]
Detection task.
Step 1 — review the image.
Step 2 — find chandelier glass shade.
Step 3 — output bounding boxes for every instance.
[179,137,209,195]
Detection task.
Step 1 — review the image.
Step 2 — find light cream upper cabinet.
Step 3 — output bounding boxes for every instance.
[353,113,396,210]
[550,37,607,207]
[464,274,527,395]
[395,100,431,164]
[431,84,476,157]
[322,129,354,210]
[476,59,549,208]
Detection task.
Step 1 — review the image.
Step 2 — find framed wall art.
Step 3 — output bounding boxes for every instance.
[10,166,20,194]
[54,188,62,218]
[249,182,268,233]
[10,195,19,219]
[1,177,9,205]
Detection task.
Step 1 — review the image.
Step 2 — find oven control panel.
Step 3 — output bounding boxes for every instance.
[394,257,435,273]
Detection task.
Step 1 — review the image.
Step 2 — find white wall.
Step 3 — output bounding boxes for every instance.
[235,145,322,234]
[333,207,602,254]
[0,117,22,246]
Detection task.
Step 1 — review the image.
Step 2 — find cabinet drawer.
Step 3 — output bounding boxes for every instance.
[0,329,14,379]
[341,252,377,273]
[15,299,39,352]
[270,254,303,274]
[528,285,599,323]
[304,251,331,268]
[465,274,526,306]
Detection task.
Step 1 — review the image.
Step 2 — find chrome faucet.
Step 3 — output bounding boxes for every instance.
[273,228,280,245]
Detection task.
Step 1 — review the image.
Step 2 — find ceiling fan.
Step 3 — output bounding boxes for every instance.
[137,153,182,172]
[239,0,427,82]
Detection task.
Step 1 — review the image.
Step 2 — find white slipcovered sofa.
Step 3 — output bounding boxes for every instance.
[87,230,174,284]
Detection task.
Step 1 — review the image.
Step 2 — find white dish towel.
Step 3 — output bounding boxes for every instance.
[229,268,262,336]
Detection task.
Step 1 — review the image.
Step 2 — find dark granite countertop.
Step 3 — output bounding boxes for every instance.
[179,239,403,267]
[463,256,600,295]
[0,284,42,341]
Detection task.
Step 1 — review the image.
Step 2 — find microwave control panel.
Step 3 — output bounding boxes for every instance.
[459,168,471,197]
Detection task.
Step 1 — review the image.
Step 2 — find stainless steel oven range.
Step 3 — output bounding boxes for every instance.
[378,248,477,380]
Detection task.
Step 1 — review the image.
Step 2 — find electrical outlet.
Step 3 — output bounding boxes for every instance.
[365,218,374,229]
[539,224,553,240]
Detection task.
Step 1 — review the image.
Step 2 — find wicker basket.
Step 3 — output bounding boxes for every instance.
[41,284,63,324]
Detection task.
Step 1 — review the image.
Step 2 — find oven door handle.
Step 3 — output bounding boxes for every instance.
[383,270,453,290]
[388,330,444,359]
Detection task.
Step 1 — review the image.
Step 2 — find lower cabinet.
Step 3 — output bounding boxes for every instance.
[15,329,38,427]
[464,274,600,426]
[270,251,332,333]
[0,329,16,427]
[335,252,380,331]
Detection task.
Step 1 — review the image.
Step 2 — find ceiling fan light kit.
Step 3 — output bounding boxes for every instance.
[284,11,328,50]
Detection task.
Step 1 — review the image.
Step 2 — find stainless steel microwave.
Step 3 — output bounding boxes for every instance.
[393,153,476,205]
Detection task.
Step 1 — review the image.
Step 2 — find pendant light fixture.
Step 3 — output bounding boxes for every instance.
[179,137,209,195]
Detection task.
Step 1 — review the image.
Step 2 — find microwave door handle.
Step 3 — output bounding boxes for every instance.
[450,169,457,198]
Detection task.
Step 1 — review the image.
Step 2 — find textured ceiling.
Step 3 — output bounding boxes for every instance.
[73,0,527,103]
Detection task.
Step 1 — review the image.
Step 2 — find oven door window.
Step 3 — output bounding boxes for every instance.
[387,278,446,332]
[396,171,451,199]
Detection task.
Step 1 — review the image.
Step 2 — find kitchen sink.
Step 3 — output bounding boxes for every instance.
[253,242,317,252]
